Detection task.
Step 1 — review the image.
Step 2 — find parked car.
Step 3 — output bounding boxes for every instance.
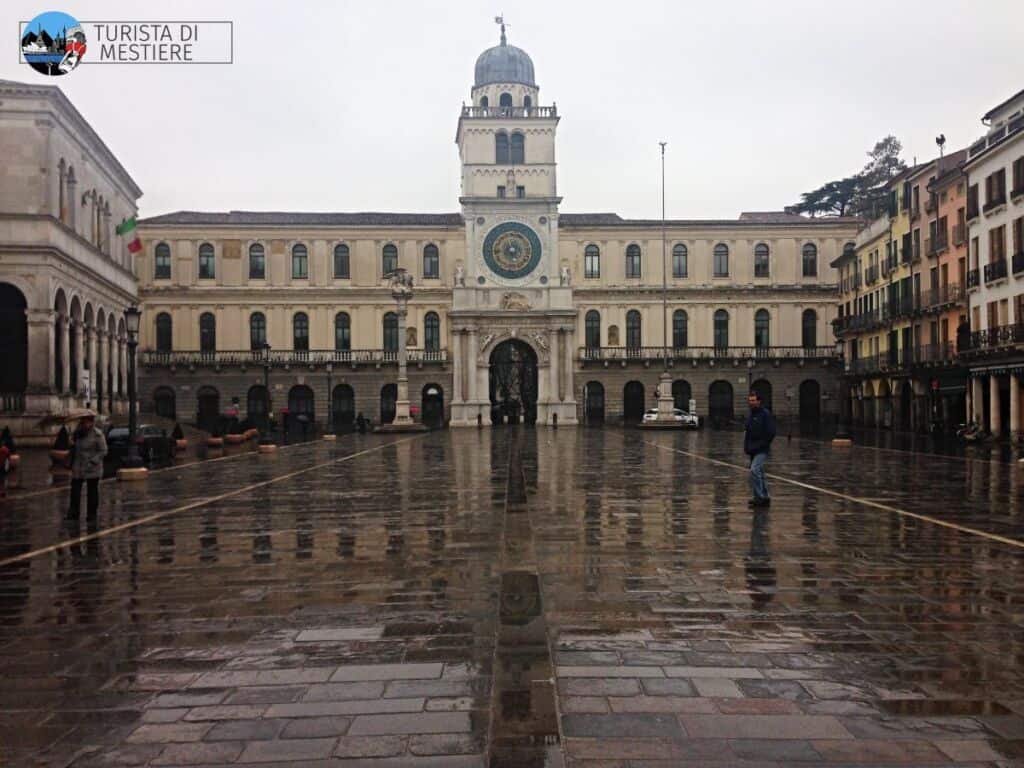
[642,407,700,428]
[106,424,177,467]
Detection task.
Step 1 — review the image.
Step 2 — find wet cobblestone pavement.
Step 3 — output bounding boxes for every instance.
[1,427,1023,767]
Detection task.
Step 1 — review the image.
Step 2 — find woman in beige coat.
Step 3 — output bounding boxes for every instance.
[68,414,107,519]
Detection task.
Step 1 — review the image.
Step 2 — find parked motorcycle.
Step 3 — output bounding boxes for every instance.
[955,422,986,443]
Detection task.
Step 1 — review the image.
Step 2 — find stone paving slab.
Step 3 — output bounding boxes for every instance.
[2,429,1024,766]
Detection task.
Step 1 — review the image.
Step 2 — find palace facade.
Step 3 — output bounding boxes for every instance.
[133,27,857,430]
[0,28,859,437]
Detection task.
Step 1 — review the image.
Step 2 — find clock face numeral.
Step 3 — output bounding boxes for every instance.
[483,222,542,280]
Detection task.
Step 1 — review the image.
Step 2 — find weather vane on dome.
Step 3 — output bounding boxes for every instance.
[494,14,509,45]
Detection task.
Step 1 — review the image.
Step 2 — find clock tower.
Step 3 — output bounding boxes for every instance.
[449,20,577,426]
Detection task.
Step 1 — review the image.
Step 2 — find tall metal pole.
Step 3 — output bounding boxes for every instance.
[660,141,668,371]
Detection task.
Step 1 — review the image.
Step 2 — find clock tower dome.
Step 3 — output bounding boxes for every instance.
[449,19,577,426]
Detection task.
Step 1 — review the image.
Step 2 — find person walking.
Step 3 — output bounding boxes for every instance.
[68,413,107,520]
[744,390,776,508]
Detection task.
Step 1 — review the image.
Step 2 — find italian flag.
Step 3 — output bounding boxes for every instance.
[116,216,142,253]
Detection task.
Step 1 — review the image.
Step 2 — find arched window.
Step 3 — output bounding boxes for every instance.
[423,243,439,279]
[672,309,688,348]
[250,312,266,350]
[625,244,642,278]
[802,243,818,277]
[154,242,171,279]
[802,309,818,348]
[154,386,176,419]
[713,309,729,352]
[584,244,600,279]
[626,310,642,351]
[510,133,525,164]
[754,309,770,351]
[713,243,729,277]
[754,243,770,278]
[672,243,688,278]
[199,312,216,352]
[383,312,399,354]
[292,243,308,279]
[479,95,489,109]
[523,95,532,110]
[424,312,440,352]
[334,243,350,279]
[335,312,351,351]
[499,92,513,108]
[382,243,398,276]
[249,243,265,280]
[155,312,172,352]
[495,132,510,164]
[198,243,215,279]
[292,312,309,351]
[585,310,601,349]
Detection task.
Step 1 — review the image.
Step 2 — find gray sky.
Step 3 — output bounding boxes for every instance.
[5,0,1022,219]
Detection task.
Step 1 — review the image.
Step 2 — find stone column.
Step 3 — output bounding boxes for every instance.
[59,315,70,395]
[96,330,106,413]
[451,329,463,404]
[990,375,1002,437]
[548,329,559,405]
[561,328,570,403]
[110,333,119,402]
[86,325,97,405]
[25,309,56,396]
[1011,374,1022,440]
[73,321,85,397]
[467,328,478,402]
[971,377,984,425]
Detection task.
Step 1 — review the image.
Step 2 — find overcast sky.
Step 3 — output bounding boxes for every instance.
[5,0,1022,219]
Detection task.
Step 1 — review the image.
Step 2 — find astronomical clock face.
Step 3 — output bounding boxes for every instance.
[482,222,543,280]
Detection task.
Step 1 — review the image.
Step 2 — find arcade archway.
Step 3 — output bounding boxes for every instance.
[488,339,538,425]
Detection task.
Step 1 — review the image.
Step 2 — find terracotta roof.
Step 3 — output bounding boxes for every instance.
[983,88,1024,122]
[139,210,860,229]
[139,211,465,226]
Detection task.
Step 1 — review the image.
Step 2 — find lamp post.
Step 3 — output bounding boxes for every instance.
[377,268,426,432]
[116,304,147,479]
[832,339,853,446]
[643,141,682,429]
[324,362,335,439]
[259,342,276,449]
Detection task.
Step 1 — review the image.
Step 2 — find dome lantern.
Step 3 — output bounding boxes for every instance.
[474,18,536,88]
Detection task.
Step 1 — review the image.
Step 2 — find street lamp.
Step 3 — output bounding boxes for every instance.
[832,338,853,446]
[260,342,274,444]
[117,304,147,478]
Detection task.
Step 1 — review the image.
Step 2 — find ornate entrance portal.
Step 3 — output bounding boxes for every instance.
[488,339,538,425]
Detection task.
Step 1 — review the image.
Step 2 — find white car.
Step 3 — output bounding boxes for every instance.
[642,407,700,428]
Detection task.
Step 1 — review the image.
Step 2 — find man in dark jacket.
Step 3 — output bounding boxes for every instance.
[743,390,776,507]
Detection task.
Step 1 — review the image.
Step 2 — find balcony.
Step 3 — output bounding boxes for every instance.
[963,323,1024,356]
[923,283,963,310]
[141,348,449,369]
[984,258,1008,283]
[924,195,937,214]
[914,342,956,365]
[1014,251,1024,275]
[983,195,1007,214]
[910,201,921,221]
[967,268,980,289]
[832,307,889,336]
[847,355,881,375]
[1012,183,1024,200]
[461,105,557,118]
[578,345,839,365]
[926,234,948,256]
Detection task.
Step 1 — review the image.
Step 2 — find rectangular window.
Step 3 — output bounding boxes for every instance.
[967,184,979,219]
[497,186,506,198]
[154,246,171,279]
[584,247,600,279]
[991,225,1006,262]
[1013,156,1024,196]
[516,186,525,199]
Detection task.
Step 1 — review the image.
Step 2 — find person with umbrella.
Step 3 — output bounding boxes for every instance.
[67,410,106,520]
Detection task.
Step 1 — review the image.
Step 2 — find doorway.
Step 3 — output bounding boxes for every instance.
[488,339,538,425]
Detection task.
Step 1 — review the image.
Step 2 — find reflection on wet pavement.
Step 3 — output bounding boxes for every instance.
[0,427,1023,766]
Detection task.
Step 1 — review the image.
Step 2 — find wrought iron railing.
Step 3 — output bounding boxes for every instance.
[984,258,1008,283]
[141,349,448,367]
[967,268,980,289]
[964,323,1024,353]
[579,345,837,362]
